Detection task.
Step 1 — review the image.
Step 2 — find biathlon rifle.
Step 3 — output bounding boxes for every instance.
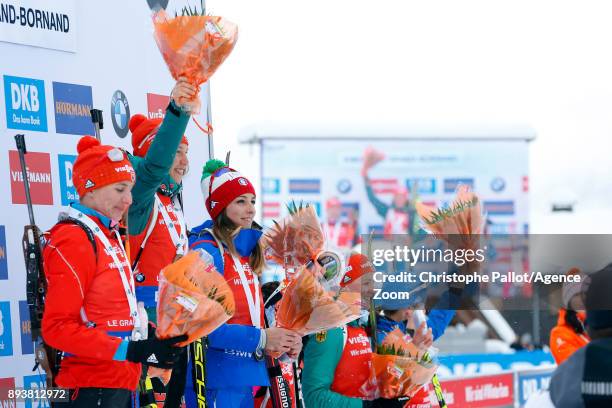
[90,108,103,141]
[15,134,61,387]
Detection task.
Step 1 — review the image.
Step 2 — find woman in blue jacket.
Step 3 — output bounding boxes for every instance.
[185,160,302,407]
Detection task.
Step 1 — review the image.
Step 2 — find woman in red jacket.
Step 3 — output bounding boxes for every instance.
[42,136,185,407]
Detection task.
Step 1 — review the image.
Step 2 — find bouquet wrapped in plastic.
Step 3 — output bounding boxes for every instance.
[264,203,326,273]
[152,9,238,113]
[415,184,484,251]
[363,328,438,399]
[150,250,235,383]
[361,146,386,176]
[275,263,361,338]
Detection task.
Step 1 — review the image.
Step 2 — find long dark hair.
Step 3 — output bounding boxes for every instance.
[565,309,585,334]
[212,210,265,276]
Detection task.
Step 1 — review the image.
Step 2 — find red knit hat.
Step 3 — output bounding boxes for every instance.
[341,253,375,287]
[200,164,255,220]
[72,136,136,197]
[129,114,188,157]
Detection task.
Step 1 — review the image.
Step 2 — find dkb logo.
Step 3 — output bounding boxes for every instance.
[58,154,78,206]
[3,75,48,132]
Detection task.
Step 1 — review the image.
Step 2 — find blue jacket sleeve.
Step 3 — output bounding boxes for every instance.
[207,323,262,352]
[426,285,464,340]
[427,308,455,341]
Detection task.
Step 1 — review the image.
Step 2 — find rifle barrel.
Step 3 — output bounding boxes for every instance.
[14,134,36,225]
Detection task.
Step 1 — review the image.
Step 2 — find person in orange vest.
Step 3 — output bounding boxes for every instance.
[322,197,358,250]
[550,268,590,364]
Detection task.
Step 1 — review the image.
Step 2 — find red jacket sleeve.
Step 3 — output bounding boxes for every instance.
[41,224,122,360]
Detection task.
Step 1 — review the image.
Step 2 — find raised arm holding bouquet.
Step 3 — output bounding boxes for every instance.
[152,7,238,114]
[361,146,418,237]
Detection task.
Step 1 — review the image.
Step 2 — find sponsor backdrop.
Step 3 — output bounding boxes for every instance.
[260,138,529,235]
[0,0,213,393]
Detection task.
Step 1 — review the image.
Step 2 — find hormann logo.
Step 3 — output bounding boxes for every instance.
[53,82,94,135]
[0,3,70,33]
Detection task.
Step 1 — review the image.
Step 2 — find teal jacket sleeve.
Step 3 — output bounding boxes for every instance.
[128,101,190,235]
[302,328,363,408]
[363,176,389,219]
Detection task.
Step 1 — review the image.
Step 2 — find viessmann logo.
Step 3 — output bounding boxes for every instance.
[147,93,169,119]
[8,150,53,205]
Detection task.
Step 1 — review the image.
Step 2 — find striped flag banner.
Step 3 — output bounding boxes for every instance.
[484,200,515,215]
[369,178,398,194]
[263,202,281,218]
[288,179,320,194]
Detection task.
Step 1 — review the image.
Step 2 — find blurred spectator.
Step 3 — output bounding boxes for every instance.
[322,197,358,250]
[550,268,590,364]
[525,264,612,407]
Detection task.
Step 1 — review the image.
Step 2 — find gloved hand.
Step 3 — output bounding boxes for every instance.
[126,333,187,369]
[371,397,410,407]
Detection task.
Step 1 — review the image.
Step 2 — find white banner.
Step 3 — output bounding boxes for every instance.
[0,0,77,52]
[260,137,530,235]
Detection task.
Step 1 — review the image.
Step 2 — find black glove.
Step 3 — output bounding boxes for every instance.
[371,397,409,408]
[126,334,188,369]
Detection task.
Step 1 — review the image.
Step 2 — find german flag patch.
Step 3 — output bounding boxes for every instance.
[315,331,327,343]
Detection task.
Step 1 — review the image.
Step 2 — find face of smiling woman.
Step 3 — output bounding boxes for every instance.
[81,180,134,222]
[224,193,256,228]
[170,143,189,184]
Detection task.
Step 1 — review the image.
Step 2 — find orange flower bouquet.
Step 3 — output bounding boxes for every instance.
[264,203,326,273]
[415,184,484,251]
[275,263,361,338]
[152,8,238,113]
[364,328,438,399]
[150,249,235,383]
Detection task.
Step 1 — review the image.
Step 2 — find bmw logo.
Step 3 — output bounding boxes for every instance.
[337,179,352,194]
[238,178,248,186]
[490,177,506,193]
[111,90,130,139]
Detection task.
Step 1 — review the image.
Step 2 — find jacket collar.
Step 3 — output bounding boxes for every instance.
[376,314,407,333]
[158,173,182,197]
[72,202,116,230]
[193,219,263,257]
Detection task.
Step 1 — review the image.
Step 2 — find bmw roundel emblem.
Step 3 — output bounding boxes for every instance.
[111,90,130,139]
[490,177,506,193]
[337,179,352,194]
[238,178,248,186]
